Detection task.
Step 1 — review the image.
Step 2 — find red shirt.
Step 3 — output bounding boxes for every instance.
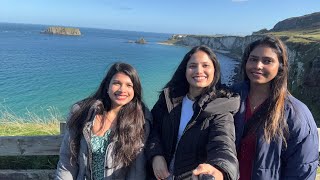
[238,97,257,180]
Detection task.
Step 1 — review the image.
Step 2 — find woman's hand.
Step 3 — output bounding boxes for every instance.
[152,155,170,180]
[192,163,223,180]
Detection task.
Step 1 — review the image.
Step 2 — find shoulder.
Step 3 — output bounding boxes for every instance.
[142,105,153,125]
[203,92,240,116]
[70,99,102,113]
[285,95,314,125]
[285,95,317,140]
[230,81,249,94]
[70,104,80,114]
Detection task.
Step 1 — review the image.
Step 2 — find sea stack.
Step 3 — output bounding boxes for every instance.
[135,37,147,44]
[42,26,81,36]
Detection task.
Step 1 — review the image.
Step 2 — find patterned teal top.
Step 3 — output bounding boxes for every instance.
[91,129,111,180]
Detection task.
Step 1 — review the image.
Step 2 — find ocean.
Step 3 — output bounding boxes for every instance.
[0,23,239,119]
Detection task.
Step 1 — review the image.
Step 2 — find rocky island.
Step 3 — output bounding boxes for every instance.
[128,37,147,44]
[41,26,81,36]
[162,12,320,125]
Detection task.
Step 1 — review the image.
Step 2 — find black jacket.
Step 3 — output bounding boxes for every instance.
[146,87,240,180]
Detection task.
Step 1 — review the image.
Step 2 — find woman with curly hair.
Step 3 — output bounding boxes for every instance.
[56,62,152,180]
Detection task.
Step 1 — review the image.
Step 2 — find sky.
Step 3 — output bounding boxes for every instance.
[1,0,319,35]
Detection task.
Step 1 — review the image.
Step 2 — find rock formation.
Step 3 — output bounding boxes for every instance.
[135,37,147,44]
[271,12,320,31]
[42,26,81,36]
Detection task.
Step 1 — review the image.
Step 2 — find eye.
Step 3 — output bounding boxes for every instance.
[112,81,120,86]
[248,57,257,62]
[127,84,133,88]
[203,64,210,68]
[188,64,196,68]
[263,58,273,64]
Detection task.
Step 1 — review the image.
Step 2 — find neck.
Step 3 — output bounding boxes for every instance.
[248,83,270,109]
[188,87,203,101]
[110,105,122,114]
[249,82,270,98]
[104,108,120,123]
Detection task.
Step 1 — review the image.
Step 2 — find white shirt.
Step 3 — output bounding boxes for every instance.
[177,95,195,141]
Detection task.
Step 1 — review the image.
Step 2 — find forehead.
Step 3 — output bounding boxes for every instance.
[188,51,213,64]
[250,45,279,60]
[111,72,132,82]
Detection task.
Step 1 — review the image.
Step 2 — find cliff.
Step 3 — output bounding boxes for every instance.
[271,12,320,31]
[42,26,81,36]
[164,12,320,124]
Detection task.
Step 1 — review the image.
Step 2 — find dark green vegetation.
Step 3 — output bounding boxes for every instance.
[0,156,58,169]
[266,29,320,44]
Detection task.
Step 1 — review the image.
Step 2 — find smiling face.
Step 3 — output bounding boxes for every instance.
[108,72,134,109]
[186,50,215,95]
[245,45,280,86]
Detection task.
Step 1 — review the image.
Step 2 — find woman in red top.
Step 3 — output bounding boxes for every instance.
[193,36,319,179]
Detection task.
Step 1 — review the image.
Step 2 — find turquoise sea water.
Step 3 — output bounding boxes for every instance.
[0,23,238,119]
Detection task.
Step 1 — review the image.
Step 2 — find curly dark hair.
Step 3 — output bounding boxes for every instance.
[67,62,145,167]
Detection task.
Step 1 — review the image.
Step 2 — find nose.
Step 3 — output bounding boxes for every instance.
[255,60,263,69]
[118,84,126,92]
[195,65,203,73]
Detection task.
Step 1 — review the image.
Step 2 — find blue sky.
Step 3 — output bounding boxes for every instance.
[1,0,319,35]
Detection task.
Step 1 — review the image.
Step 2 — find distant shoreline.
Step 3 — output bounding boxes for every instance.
[157,42,174,46]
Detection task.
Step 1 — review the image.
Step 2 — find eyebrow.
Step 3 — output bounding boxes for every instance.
[249,55,274,60]
[113,79,133,84]
[249,55,259,58]
[188,61,211,64]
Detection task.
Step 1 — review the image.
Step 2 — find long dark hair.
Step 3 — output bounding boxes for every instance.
[165,45,224,100]
[67,62,145,167]
[241,35,289,145]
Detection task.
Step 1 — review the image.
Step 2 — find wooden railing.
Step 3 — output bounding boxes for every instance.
[0,124,319,180]
[0,122,66,180]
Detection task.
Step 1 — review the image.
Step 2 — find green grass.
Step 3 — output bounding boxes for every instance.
[265,28,320,44]
[0,106,63,169]
[0,106,62,136]
[0,156,59,169]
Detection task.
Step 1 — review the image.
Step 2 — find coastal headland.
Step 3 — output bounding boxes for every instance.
[161,12,320,125]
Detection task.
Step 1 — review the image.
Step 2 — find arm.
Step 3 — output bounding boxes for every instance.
[206,113,239,180]
[126,112,152,180]
[55,104,80,180]
[55,129,79,180]
[281,101,319,179]
[126,145,147,180]
[145,92,170,179]
[145,92,166,161]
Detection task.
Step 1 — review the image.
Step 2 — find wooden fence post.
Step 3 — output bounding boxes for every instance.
[60,122,66,135]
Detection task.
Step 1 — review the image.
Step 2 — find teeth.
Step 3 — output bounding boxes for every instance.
[194,77,206,80]
[116,95,127,98]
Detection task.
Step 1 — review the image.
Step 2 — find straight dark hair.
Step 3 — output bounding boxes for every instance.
[67,62,145,167]
[164,45,226,100]
[241,35,289,146]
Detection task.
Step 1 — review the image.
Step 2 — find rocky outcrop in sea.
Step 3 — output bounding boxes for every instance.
[41,26,81,36]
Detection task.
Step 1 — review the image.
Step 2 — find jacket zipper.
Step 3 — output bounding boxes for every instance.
[173,107,202,175]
